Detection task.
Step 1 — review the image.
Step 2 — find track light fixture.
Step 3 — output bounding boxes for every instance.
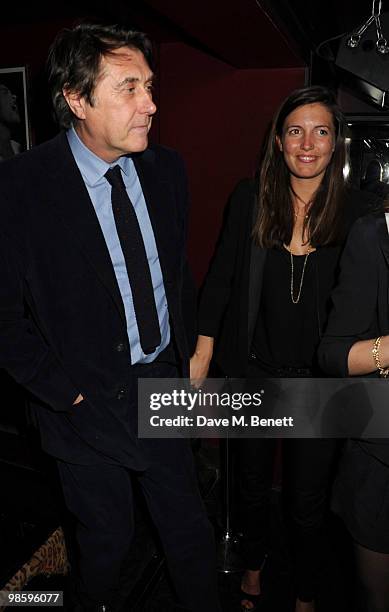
[346,0,389,54]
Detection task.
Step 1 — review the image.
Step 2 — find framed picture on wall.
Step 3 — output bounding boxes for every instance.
[0,66,31,161]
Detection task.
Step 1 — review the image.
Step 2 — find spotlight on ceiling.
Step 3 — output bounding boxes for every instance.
[346,0,389,54]
[336,2,389,108]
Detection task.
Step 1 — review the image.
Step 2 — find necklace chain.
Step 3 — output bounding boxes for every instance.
[289,187,314,303]
[293,192,312,207]
[292,190,312,219]
[290,250,310,304]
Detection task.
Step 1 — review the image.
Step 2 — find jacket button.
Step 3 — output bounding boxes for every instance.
[116,388,127,400]
[116,342,126,352]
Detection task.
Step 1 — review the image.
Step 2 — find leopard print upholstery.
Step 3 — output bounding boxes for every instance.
[0,527,69,611]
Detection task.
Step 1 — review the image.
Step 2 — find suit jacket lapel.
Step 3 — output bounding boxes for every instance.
[377,212,389,269]
[43,133,126,322]
[376,213,389,333]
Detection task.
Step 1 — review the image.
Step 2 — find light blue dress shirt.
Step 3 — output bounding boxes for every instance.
[67,127,170,364]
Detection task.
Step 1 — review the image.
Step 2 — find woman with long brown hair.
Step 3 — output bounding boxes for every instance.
[190,86,374,611]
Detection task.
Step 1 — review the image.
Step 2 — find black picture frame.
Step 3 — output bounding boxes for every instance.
[0,66,31,160]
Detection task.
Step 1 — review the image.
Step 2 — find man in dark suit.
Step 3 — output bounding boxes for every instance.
[0,22,219,612]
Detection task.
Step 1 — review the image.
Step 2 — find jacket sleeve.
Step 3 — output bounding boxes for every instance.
[198,179,255,338]
[318,216,379,376]
[0,207,80,412]
[176,151,197,355]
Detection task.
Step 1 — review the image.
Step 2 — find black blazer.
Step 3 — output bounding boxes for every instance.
[318,212,389,376]
[0,132,195,467]
[198,178,375,377]
[318,212,389,464]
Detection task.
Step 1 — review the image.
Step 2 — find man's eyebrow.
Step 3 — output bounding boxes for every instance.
[116,75,154,88]
[116,77,139,87]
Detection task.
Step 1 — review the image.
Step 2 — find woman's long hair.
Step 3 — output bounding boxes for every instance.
[253,86,346,248]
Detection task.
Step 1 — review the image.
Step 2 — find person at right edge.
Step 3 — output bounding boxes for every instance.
[318,208,389,611]
[190,86,377,611]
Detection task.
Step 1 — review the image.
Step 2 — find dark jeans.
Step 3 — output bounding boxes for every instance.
[239,438,339,601]
[239,360,340,601]
[56,360,220,612]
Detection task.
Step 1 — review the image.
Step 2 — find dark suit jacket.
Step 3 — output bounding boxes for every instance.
[318,212,389,464]
[318,212,389,376]
[198,178,376,377]
[0,132,195,467]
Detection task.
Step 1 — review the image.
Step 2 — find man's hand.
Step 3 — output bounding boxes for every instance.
[190,335,214,389]
[72,393,84,405]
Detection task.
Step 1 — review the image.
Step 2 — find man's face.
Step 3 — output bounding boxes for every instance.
[0,84,20,125]
[67,47,156,162]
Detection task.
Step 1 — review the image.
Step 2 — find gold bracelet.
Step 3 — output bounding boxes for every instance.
[372,337,389,378]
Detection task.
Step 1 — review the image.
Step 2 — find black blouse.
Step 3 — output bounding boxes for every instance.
[252,247,319,369]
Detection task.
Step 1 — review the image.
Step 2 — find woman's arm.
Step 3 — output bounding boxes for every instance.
[190,179,256,384]
[318,215,380,376]
[348,335,389,375]
[190,335,214,386]
[197,179,255,337]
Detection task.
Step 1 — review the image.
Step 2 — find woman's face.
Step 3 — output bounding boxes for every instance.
[276,102,336,184]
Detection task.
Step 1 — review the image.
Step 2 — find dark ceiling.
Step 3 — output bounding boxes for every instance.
[3,1,386,76]
[141,0,304,68]
[262,0,376,58]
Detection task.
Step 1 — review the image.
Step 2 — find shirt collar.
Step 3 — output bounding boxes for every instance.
[67,126,132,187]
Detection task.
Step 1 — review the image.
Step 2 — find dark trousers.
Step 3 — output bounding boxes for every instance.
[56,360,220,612]
[238,437,339,601]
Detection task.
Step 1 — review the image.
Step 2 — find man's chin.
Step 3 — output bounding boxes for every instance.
[128,137,149,153]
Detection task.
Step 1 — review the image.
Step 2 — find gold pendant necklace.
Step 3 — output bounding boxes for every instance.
[290,249,311,304]
[292,190,312,220]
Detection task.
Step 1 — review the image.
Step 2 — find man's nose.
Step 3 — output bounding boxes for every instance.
[139,91,157,115]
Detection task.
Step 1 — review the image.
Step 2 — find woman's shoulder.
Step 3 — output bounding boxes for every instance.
[343,185,383,220]
[229,176,258,201]
[224,176,258,220]
[345,208,386,252]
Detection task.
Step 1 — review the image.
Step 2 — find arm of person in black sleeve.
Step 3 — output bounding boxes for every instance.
[0,222,80,413]
[318,215,380,376]
[190,178,255,383]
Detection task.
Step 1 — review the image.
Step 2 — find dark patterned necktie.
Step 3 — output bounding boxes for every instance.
[105,165,161,355]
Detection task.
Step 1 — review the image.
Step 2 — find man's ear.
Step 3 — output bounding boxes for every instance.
[276,135,283,151]
[62,88,87,120]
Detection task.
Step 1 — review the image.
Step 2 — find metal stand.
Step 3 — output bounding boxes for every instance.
[216,437,243,573]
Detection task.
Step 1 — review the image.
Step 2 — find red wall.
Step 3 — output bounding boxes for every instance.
[0,22,68,69]
[157,42,305,284]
